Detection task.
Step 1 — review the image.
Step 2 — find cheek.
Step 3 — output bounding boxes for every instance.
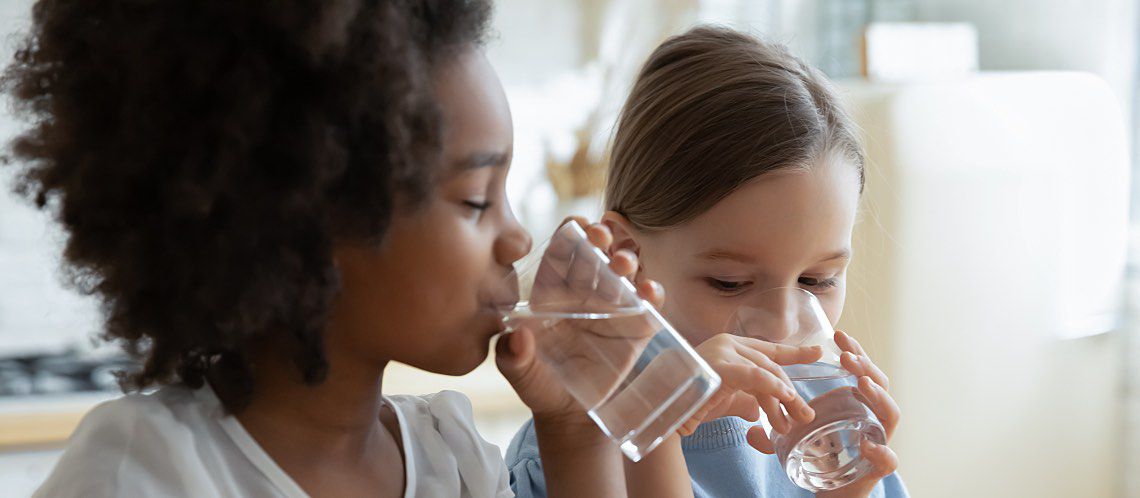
[660,280,740,345]
[639,248,737,345]
[344,210,491,349]
[817,282,848,325]
[400,219,490,324]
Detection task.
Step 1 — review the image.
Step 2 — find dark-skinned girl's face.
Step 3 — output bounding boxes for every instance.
[327,49,530,374]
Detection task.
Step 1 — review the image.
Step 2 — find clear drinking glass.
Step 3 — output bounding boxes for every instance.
[501,222,720,461]
[732,288,886,492]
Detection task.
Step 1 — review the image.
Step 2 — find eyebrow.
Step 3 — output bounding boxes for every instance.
[455,151,510,170]
[697,248,852,264]
[697,249,757,264]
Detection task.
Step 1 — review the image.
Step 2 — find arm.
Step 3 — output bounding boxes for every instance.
[622,434,694,498]
[533,412,626,498]
[497,219,654,497]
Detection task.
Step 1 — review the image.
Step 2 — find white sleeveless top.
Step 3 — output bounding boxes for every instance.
[34,386,512,498]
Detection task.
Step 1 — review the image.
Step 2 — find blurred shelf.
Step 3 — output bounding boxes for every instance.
[0,392,114,451]
[0,358,525,453]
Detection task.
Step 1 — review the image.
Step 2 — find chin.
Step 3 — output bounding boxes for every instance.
[410,318,500,376]
[432,333,493,375]
[436,345,489,376]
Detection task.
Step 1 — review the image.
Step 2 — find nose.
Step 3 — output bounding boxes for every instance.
[494,203,532,267]
[737,289,799,343]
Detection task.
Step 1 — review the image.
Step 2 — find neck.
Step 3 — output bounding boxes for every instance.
[235,339,390,458]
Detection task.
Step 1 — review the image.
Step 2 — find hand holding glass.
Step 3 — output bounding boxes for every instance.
[501,222,720,461]
[732,288,886,492]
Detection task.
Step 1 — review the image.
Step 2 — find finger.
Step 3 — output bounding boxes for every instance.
[681,390,762,437]
[538,219,592,279]
[559,215,590,231]
[734,335,823,366]
[732,341,796,389]
[585,223,613,251]
[725,344,816,423]
[721,391,761,422]
[746,425,775,454]
[859,439,899,480]
[842,351,889,390]
[835,330,867,356]
[729,344,820,423]
[758,395,790,434]
[607,248,637,278]
[565,242,603,296]
[717,363,814,423]
[717,363,794,402]
[857,375,900,439]
[636,279,665,309]
[680,390,730,435]
[594,249,635,305]
[494,327,536,384]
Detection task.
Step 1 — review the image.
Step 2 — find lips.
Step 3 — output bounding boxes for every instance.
[485,271,521,313]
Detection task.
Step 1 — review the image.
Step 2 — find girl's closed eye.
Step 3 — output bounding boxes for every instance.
[462,199,492,212]
[460,199,494,222]
[706,277,752,294]
[798,276,838,289]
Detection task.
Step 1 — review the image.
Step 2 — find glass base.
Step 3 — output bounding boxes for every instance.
[784,417,886,492]
[591,373,718,462]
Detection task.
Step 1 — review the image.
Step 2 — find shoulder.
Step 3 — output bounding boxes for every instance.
[58,388,203,459]
[388,388,474,411]
[386,390,512,498]
[505,417,539,465]
[504,418,545,498]
[386,389,480,434]
[34,387,214,498]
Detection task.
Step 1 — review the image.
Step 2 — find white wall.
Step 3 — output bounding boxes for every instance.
[0,0,105,357]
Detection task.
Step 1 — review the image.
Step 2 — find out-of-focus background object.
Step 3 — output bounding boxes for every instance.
[838,72,1130,498]
[3,0,1140,497]
[862,22,978,81]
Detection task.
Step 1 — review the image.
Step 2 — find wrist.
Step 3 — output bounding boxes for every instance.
[533,411,610,452]
[532,406,594,428]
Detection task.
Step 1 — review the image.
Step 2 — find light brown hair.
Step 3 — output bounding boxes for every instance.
[605,25,865,230]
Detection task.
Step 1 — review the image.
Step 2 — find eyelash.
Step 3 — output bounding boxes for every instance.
[706,278,750,294]
[463,200,492,211]
[799,277,839,289]
[705,276,839,294]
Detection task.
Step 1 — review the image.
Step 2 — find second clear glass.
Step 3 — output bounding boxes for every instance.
[732,287,886,492]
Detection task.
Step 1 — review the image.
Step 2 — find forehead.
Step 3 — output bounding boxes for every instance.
[666,159,861,264]
[432,50,513,161]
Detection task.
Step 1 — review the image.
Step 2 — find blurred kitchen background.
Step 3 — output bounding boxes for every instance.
[1,0,1139,496]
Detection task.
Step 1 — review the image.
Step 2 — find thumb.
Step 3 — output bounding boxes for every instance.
[495,328,536,386]
[746,425,775,454]
[679,389,730,435]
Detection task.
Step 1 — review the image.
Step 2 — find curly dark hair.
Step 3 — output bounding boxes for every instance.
[3,0,491,411]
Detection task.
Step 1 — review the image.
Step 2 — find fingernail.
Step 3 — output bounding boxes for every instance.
[859,375,877,392]
[845,352,860,363]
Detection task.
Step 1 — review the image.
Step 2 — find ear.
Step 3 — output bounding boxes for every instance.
[601,210,642,257]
